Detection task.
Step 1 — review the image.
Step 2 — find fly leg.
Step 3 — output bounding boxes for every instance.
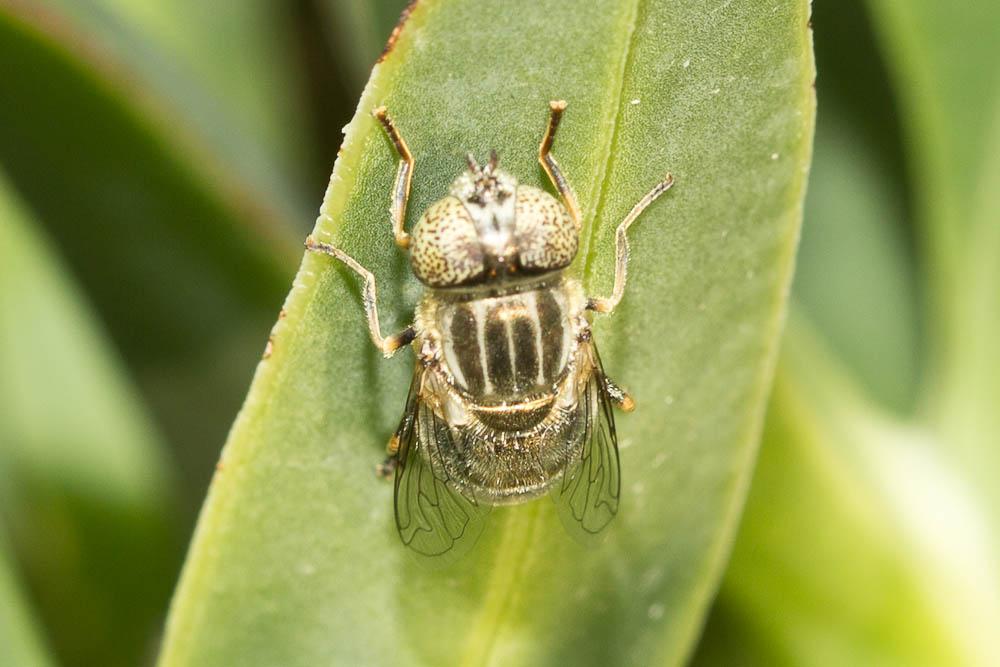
[377,368,422,478]
[539,100,582,228]
[373,106,415,249]
[305,237,416,358]
[376,413,408,479]
[603,375,636,412]
[376,454,398,479]
[587,173,675,315]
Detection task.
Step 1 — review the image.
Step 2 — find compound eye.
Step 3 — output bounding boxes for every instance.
[514,186,578,272]
[410,197,485,287]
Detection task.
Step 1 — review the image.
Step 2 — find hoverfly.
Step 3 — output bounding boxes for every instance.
[307,100,673,558]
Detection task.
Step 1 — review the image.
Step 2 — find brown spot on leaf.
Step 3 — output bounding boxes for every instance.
[377,0,419,63]
[263,336,275,359]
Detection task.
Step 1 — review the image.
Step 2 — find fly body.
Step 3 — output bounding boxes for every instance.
[307,100,674,559]
[415,277,589,504]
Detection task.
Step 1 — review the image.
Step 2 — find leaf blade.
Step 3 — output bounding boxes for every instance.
[869,0,1000,549]
[695,321,1000,667]
[0,536,54,667]
[35,0,319,223]
[0,170,178,667]
[0,6,297,363]
[159,1,816,664]
[0,6,304,501]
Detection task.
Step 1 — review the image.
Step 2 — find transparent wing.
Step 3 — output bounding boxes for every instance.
[552,340,621,538]
[393,371,491,560]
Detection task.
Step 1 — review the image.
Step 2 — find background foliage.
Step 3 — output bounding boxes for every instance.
[0,0,996,665]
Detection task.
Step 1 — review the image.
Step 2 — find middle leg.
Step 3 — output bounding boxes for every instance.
[306,236,415,357]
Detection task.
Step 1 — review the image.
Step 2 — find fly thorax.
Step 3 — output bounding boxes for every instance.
[429,281,582,418]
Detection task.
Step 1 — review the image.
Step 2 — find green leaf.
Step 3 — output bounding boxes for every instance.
[0,7,301,501]
[0,535,53,667]
[0,172,178,666]
[794,115,919,413]
[868,0,1000,536]
[317,0,411,92]
[945,113,1000,495]
[694,2,1000,664]
[694,322,1000,667]
[35,0,319,223]
[791,0,920,414]
[158,1,815,664]
[868,0,1000,286]
[866,0,1000,388]
[0,7,297,365]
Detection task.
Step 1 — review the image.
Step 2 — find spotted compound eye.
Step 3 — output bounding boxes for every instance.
[513,186,578,272]
[409,197,485,287]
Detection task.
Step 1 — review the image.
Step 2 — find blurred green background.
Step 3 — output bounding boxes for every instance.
[0,0,997,665]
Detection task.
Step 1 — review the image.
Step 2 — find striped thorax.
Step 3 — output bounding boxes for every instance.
[417,278,588,406]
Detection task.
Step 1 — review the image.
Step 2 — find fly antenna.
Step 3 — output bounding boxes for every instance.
[465,152,481,175]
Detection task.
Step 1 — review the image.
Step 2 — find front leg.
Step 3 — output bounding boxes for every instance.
[373,107,415,249]
[305,236,415,357]
[538,100,582,228]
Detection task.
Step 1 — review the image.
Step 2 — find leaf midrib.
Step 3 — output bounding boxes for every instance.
[454,2,644,662]
[581,0,644,290]
[459,504,542,667]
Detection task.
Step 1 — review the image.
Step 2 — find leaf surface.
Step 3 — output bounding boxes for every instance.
[0,7,297,364]
[159,1,815,664]
[34,0,318,223]
[0,535,53,667]
[695,322,1000,667]
[790,0,921,413]
[0,172,177,667]
[695,3,1000,663]
[0,7,305,499]
[868,0,1000,550]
